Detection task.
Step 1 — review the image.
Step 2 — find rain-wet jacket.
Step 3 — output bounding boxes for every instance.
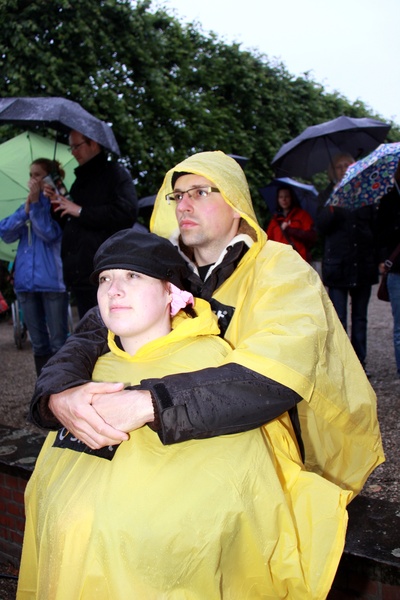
[150,151,384,497]
[18,299,350,599]
[31,151,383,498]
[0,193,65,292]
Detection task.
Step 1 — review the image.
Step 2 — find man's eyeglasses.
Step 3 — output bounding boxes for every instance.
[68,141,88,153]
[165,186,219,205]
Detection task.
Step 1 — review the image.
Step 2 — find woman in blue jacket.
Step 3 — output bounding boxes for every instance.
[0,158,69,375]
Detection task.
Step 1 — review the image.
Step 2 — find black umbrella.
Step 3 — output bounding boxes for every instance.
[0,96,120,155]
[271,116,391,179]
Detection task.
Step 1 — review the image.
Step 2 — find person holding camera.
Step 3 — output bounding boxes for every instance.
[0,158,69,375]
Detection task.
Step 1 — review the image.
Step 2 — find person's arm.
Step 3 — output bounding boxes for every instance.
[49,365,300,450]
[140,363,301,444]
[31,319,300,449]
[0,205,27,243]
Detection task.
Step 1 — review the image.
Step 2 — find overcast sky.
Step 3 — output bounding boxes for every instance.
[159,0,399,127]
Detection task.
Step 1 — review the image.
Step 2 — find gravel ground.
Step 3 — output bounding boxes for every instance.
[0,284,398,597]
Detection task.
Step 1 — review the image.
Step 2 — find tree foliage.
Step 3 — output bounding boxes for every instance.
[1,0,399,223]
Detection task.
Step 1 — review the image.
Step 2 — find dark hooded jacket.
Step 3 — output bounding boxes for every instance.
[60,152,138,290]
[316,204,379,287]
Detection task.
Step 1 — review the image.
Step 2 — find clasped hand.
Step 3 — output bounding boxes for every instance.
[49,382,155,450]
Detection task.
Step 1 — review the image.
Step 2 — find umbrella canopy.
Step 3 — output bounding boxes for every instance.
[0,131,78,261]
[138,194,156,209]
[259,177,319,220]
[326,142,400,210]
[0,96,120,155]
[271,116,391,179]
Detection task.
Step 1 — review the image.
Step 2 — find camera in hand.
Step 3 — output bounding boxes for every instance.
[43,174,71,200]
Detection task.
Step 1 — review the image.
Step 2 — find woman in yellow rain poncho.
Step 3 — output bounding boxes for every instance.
[26,152,384,599]
[20,229,347,600]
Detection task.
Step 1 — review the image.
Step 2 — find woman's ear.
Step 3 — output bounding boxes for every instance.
[164,282,173,306]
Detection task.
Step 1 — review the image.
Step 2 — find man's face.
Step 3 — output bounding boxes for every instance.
[69,131,100,165]
[173,174,240,266]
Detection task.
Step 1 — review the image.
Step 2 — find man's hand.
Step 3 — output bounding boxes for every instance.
[92,389,155,434]
[51,194,81,218]
[49,382,130,449]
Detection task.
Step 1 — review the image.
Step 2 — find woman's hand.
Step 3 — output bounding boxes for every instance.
[27,177,41,204]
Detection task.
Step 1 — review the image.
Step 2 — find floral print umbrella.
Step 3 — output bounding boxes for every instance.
[327,142,400,209]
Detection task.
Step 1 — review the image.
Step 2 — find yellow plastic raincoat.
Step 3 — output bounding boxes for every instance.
[150,151,384,497]
[19,299,350,599]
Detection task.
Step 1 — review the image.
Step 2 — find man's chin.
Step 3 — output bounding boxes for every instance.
[179,229,201,247]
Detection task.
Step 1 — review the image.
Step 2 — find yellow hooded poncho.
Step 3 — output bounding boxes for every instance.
[20,299,352,599]
[151,150,384,496]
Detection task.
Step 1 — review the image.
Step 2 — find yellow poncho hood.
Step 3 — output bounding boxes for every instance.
[150,151,384,498]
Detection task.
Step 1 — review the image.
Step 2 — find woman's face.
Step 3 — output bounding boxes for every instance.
[277,189,292,211]
[334,158,353,183]
[29,163,47,184]
[97,269,172,352]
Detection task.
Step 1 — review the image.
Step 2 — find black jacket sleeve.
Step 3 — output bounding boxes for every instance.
[140,363,302,445]
[30,311,301,444]
[30,307,108,429]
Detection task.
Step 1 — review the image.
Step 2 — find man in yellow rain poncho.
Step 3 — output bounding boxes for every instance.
[30,151,384,599]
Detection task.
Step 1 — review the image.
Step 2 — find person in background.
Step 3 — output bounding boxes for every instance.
[266,184,316,261]
[376,160,400,377]
[0,158,69,375]
[317,152,355,204]
[45,129,138,319]
[19,229,353,599]
[316,152,379,374]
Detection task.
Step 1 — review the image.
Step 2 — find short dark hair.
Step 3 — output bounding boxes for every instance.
[171,171,192,188]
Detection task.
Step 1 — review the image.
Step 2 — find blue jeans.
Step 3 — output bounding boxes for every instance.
[387,272,400,375]
[17,291,69,356]
[328,285,372,367]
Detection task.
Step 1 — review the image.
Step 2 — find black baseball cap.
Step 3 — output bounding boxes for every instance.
[90,229,189,289]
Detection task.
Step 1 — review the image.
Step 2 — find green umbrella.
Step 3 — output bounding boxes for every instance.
[0,131,78,261]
